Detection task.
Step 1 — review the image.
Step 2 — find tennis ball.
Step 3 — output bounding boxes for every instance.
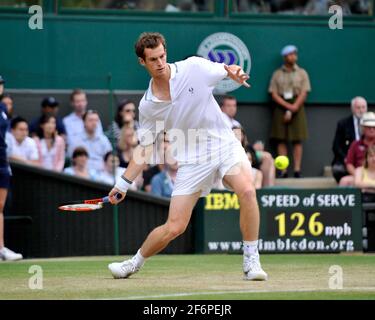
[274,155,289,170]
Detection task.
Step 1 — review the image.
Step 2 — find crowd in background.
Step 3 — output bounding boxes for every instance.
[234,0,372,15]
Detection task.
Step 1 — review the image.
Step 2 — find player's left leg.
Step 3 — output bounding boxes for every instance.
[223,161,267,281]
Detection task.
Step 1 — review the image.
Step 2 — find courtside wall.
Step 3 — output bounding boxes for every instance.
[0,12,374,103]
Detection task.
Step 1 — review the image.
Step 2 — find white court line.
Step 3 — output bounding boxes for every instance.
[99,287,375,300]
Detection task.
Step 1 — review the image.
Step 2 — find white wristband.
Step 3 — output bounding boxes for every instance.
[114,176,133,193]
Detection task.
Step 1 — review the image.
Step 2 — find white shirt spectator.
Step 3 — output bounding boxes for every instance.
[222,112,241,129]
[98,167,125,185]
[6,132,39,161]
[63,112,104,146]
[67,132,112,171]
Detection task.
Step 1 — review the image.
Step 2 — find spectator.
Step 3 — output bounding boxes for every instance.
[63,89,103,147]
[33,115,66,172]
[340,112,375,186]
[232,127,263,189]
[0,75,23,261]
[354,145,375,193]
[67,110,112,172]
[332,96,368,183]
[6,117,39,166]
[64,147,97,180]
[151,157,178,198]
[269,44,311,178]
[99,151,143,189]
[142,132,169,192]
[220,96,275,186]
[117,126,138,168]
[98,151,126,185]
[0,93,15,123]
[0,75,4,97]
[106,99,139,143]
[220,95,241,129]
[29,97,66,138]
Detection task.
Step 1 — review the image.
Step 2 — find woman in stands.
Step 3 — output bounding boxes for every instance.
[33,114,65,172]
[354,145,375,201]
[64,147,97,181]
[0,76,23,261]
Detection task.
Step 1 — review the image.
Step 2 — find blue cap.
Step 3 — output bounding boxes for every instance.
[0,75,5,84]
[281,45,298,56]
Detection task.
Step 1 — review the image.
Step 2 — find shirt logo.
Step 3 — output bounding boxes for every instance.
[188,87,194,94]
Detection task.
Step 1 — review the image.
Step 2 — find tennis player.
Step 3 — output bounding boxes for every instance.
[108,32,267,281]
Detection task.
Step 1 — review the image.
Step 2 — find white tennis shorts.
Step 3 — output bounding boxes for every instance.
[172,141,250,197]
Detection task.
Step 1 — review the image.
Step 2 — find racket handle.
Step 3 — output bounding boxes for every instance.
[102,193,122,203]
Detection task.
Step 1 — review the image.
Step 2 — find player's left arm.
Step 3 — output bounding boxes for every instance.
[224,65,250,88]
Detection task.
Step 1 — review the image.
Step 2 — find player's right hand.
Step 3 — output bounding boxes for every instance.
[108,188,126,204]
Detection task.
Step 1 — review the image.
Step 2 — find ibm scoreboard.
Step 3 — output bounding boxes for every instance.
[195,189,363,253]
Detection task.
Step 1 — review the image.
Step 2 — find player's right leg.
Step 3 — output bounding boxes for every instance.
[108,191,201,279]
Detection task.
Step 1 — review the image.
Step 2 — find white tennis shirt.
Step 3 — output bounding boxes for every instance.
[138,57,240,165]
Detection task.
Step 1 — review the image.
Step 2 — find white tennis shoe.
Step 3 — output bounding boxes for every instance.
[0,247,23,261]
[243,254,268,281]
[108,259,140,279]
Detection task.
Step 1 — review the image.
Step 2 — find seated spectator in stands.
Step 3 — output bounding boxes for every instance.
[29,97,66,138]
[232,126,263,189]
[64,147,97,180]
[220,96,275,186]
[97,151,125,185]
[33,115,65,172]
[63,89,103,147]
[340,112,375,186]
[220,95,241,129]
[332,96,367,183]
[233,126,275,187]
[250,139,275,187]
[99,151,143,189]
[67,110,112,172]
[117,126,138,168]
[142,133,169,192]
[6,117,39,166]
[0,93,15,124]
[106,99,139,143]
[151,156,178,198]
[304,0,353,15]
[354,145,375,193]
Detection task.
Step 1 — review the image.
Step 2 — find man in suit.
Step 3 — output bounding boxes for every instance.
[332,96,368,182]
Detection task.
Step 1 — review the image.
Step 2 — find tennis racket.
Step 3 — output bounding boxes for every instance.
[58,193,123,212]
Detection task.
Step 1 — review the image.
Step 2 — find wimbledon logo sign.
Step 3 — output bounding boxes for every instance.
[197,32,251,93]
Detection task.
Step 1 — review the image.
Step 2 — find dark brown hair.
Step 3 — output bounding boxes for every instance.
[220,95,237,107]
[135,32,166,60]
[70,89,86,102]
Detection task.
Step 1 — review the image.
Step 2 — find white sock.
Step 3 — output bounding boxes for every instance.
[243,240,259,256]
[130,249,145,268]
